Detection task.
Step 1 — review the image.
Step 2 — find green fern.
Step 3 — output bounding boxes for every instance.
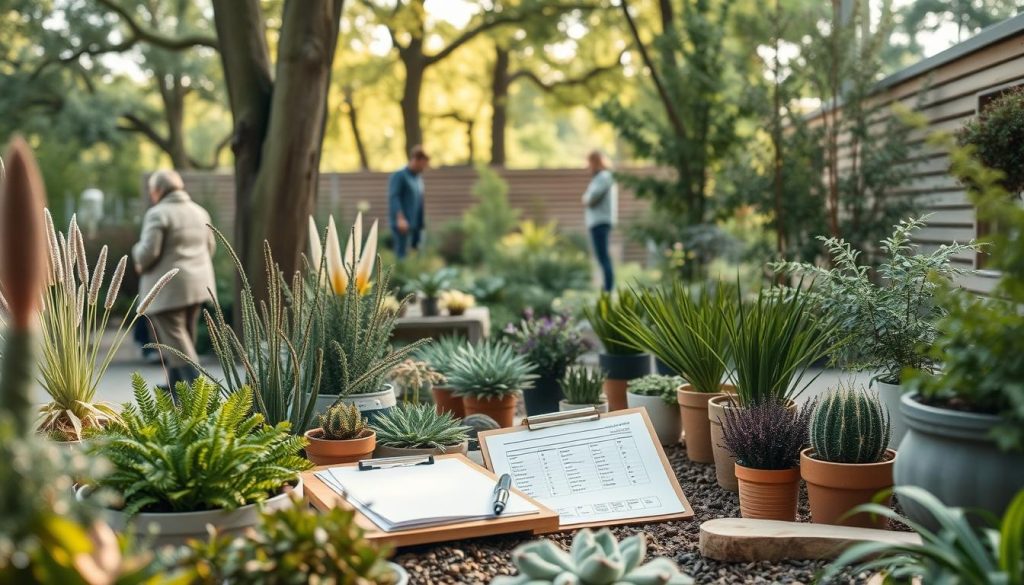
[90,374,311,515]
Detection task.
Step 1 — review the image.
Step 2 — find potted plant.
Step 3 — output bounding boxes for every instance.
[84,375,311,547]
[37,210,179,444]
[414,336,468,417]
[801,383,895,528]
[389,359,445,405]
[181,496,405,584]
[819,487,1024,584]
[504,311,590,415]
[896,145,1024,526]
[699,285,833,491]
[626,374,684,445]
[559,366,608,412]
[163,228,325,435]
[447,340,537,427]
[439,289,475,316]
[617,282,734,463]
[370,403,471,457]
[407,267,456,316]
[774,218,975,447]
[304,402,376,465]
[309,213,425,421]
[493,528,693,585]
[582,290,651,411]
[720,400,814,521]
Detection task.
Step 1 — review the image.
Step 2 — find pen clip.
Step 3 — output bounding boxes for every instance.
[358,455,435,471]
[525,406,601,431]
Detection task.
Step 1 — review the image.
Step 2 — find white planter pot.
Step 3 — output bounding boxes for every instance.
[388,562,410,585]
[558,400,609,413]
[626,392,681,445]
[80,480,303,548]
[874,380,907,449]
[312,385,397,424]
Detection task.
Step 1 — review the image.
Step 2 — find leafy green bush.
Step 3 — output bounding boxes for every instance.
[447,340,537,400]
[957,87,1024,193]
[626,374,684,406]
[370,403,470,450]
[183,496,398,584]
[90,375,310,515]
[773,217,975,384]
[462,165,520,264]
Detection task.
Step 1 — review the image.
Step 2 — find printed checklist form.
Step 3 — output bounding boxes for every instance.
[479,409,690,527]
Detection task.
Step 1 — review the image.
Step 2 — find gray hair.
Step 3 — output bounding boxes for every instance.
[148,169,185,197]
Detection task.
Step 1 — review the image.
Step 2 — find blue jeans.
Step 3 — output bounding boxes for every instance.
[393,229,421,259]
[589,223,614,292]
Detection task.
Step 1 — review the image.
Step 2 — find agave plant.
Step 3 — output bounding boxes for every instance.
[494,528,693,585]
[37,211,178,441]
[446,340,537,400]
[89,375,310,515]
[412,335,468,378]
[817,487,1024,584]
[370,403,470,451]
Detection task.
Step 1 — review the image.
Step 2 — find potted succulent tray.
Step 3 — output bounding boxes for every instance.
[82,377,311,547]
[370,403,471,458]
[558,366,609,413]
[304,403,377,465]
[446,340,537,428]
[802,384,896,529]
[626,375,683,445]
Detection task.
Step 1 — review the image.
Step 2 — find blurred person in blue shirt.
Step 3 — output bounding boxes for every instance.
[582,150,618,291]
[388,145,429,258]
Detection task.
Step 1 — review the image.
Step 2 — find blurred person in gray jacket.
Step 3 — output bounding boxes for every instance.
[133,170,216,390]
[582,150,618,291]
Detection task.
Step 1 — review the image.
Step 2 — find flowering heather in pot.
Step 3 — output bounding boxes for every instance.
[721,401,815,470]
[503,310,590,378]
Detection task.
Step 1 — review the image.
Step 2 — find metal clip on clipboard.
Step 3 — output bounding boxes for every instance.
[523,406,601,431]
[357,454,435,471]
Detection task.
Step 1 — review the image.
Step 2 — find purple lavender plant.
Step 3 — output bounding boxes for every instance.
[720,400,815,470]
[503,312,590,379]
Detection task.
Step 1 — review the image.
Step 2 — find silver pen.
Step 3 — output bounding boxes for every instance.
[492,473,512,515]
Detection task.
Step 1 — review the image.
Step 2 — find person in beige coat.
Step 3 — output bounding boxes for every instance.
[133,170,216,390]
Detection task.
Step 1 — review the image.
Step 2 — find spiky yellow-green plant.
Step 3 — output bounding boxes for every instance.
[36,211,179,441]
[318,402,371,441]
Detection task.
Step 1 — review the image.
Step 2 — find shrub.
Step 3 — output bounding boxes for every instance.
[370,404,470,451]
[90,375,310,515]
[560,366,605,405]
[447,341,537,400]
[462,165,520,264]
[957,86,1024,194]
[810,383,890,464]
[720,401,814,470]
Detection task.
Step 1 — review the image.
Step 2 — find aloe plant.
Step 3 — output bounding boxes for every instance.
[494,528,693,585]
[561,366,605,405]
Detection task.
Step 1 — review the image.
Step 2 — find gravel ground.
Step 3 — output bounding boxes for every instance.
[394,445,888,585]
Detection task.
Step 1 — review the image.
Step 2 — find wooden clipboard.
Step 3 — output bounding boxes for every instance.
[302,453,560,548]
[478,407,693,532]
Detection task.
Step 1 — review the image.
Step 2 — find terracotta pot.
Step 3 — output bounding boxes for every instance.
[626,392,681,445]
[374,440,469,458]
[801,448,895,529]
[303,429,376,466]
[463,394,518,427]
[558,399,609,413]
[432,386,465,418]
[677,384,732,464]
[708,395,739,492]
[599,353,650,411]
[735,465,800,521]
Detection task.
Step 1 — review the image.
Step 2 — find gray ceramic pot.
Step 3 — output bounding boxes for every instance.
[312,384,397,424]
[895,392,1024,528]
[874,380,906,449]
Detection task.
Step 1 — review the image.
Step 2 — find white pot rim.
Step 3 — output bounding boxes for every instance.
[78,478,304,520]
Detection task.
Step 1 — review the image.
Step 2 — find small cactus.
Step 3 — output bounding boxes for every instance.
[318,402,371,441]
[810,383,891,464]
[493,528,693,585]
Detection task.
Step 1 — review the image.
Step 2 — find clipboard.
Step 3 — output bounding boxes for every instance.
[302,453,560,548]
[478,407,693,532]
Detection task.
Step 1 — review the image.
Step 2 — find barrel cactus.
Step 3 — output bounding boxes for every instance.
[810,384,891,464]
[319,402,371,440]
[493,528,692,585]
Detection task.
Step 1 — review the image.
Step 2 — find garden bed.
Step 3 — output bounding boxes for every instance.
[394,445,878,584]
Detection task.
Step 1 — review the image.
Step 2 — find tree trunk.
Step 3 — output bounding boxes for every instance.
[163,74,190,170]
[343,85,370,170]
[490,47,510,166]
[400,42,426,152]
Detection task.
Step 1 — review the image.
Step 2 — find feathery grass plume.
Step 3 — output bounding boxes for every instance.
[136,268,178,315]
[43,208,62,284]
[88,245,107,306]
[74,217,88,284]
[75,284,84,326]
[105,255,126,310]
[0,136,49,433]
[58,231,73,294]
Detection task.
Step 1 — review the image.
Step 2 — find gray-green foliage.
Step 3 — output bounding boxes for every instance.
[561,366,605,405]
[493,528,693,585]
[318,402,371,441]
[406,267,457,298]
[412,335,468,378]
[90,375,311,515]
[461,165,520,264]
[370,403,470,450]
[446,340,537,399]
[161,228,324,434]
[810,384,890,464]
[627,374,684,406]
[319,260,424,398]
[773,217,975,384]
